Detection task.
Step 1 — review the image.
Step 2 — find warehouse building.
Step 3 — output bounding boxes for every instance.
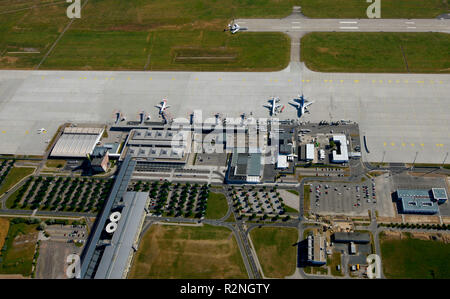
[306,234,326,266]
[300,144,315,161]
[332,232,370,244]
[396,188,446,214]
[50,126,104,158]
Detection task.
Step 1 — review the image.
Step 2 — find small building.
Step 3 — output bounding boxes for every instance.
[349,242,356,255]
[301,144,315,161]
[331,135,349,163]
[276,154,288,169]
[90,146,109,173]
[432,188,448,204]
[319,149,325,160]
[332,232,370,244]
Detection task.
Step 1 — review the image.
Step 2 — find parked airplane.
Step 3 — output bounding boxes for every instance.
[156,99,170,115]
[290,94,314,117]
[264,97,284,116]
[37,128,47,134]
[226,22,247,34]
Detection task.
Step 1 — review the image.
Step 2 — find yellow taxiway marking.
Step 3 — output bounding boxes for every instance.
[391,142,395,146]
[110,77,115,80]
[1,131,5,133]
[306,79,310,83]
[171,77,175,80]
[324,80,328,83]
[242,78,246,81]
[25,131,29,134]
[372,80,376,83]
[388,80,392,84]
[401,142,406,147]
[340,80,343,83]
[288,79,292,82]
[41,76,45,80]
[149,77,152,80]
[396,80,400,83]
[83,77,87,79]
[379,80,383,83]
[383,142,387,146]
[218,78,222,81]
[417,81,424,84]
[436,143,444,147]
[411,143,415,147]
[127,77,131,80]
[329,79,333,83]
[354,80,359,83]
[94,77,97,80]
[439,81,443,84]
[61,76,64,79]
[301,79,304,82]
[404,80,408,83]
[420,143,424,147]
[274,79,278,82]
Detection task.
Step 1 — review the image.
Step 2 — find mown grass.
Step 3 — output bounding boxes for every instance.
[205,192,229,219]
[250,227,298,278]
[301,32,450,73]
[299,0,449,18]
[380,233,450,279]
[0,0,295,70]
[0,218,9,249]
[128,224,247,279]
[0,167,35,196]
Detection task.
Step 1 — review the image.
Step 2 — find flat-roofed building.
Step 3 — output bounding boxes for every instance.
[332,232,370,244]
[50,126,104,158]
[226,148,263,184]
[306,234,326,266]
[396,189,440,214]
[432,188,448,204]
[120,128,191,168]
[331,135,349,163]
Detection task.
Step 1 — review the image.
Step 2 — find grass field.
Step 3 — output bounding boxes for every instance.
[0,218,10,249]
[0,0,295,70]
[205,192,229,219]
[250,227,298,278]
[0,221,38,276]
[0,167,35,196]
[299,0,449,18]
[380,233,450,279]
[328,252,343,277]
[128,224,247,279]
[303,185,311,216]
[301,32,450,73]
[44,160,66,169]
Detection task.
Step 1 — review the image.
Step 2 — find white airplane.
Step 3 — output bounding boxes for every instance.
[264,97,284,116]
[227,22,247,34]
[290,94,314,117]
[156,98,170,115]
[37,128,47,134]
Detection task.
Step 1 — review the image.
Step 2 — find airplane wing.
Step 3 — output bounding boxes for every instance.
[304,101,314,108]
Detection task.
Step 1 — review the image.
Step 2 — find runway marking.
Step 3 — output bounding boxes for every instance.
[383,142,387,146]
[127,77,131,80]
[402,142,406,147]
[340,21,358,24]
[61,76,64,79]
[411,143,415,147]
[83,77,87,80]
[354,80,359,83]
[292,21,300,24]
[420,143,424,147]
[25,131,29,134]
[379,80,383,83]
[417,80,424,84]
[41,76,44,80]
[218,78,222,81]
[407,27,417,29]
[274,79,278,82]
[340,26,359,30]
[396,80,400,83]
[288,79,292,82]
[110,77,114,80]
[306,79,310,83]
[404,80,408,83]
[405,21,415,24]
[243,78,246,82]
[388,80,392,84]
[301,79,304,82]
[439,81,443,84]
[372,80,376,83]
[292,26,301,29]
[171,77,176,80]
[391,142,395,146]
[1,131,5,133]
[94,77,97,80]
[340,80,343,83]
[149,77,152,80]
[324,79,328,83]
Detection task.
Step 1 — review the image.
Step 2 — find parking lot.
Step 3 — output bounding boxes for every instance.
[309,178,387,216]
[45,224,88,244]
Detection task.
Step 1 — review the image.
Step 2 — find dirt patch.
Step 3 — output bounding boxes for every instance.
[0,56,18,64]
[0,218,10,249]
[403,215,441,224]
[0,274,27,279]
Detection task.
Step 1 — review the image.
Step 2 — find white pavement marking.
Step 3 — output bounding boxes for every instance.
[340,21,358,24]
[407,27,417,29]
[292,26,301,29]
[340,27,359,30]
